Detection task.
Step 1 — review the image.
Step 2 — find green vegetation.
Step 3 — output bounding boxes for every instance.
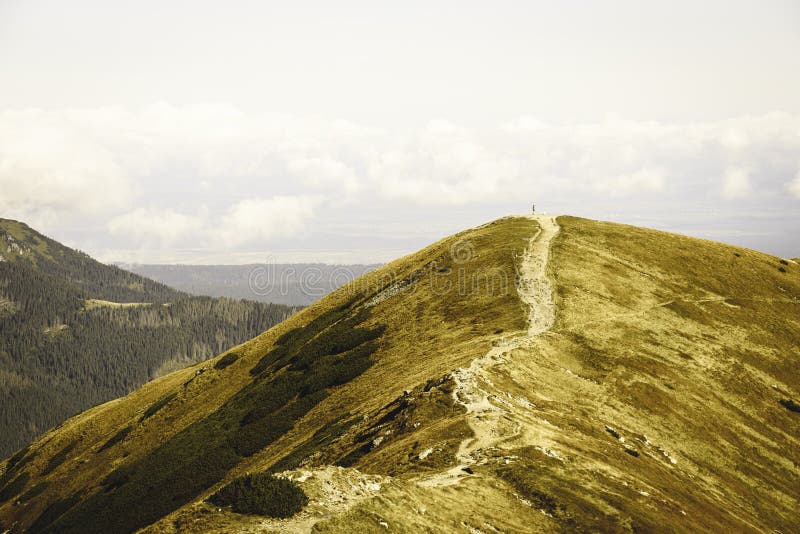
[98,426,133,453]
[27,494,81,534]
[209,472,308,518]
[214,352,240,370]
[141,393,178,421]
[41,442,77,476]
[0,472,29,503]
[0,218,297,456]
[268,416,358,473]
[19,481,50,502]
[37,293,385,533]
[497,465,563,517]
[779,399,800,413]
[0,446,32,486]
[5,215,800,533]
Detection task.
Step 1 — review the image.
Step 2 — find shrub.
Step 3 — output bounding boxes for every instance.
[0,446,32,489]
[0,471,29,503]
[496,465,562,516]
[269,416,357,473]
[4,446,31,473]
[19,480,50,502]
[214,352,239,370]
[28,494,81,533]
[41,442,77,475]
[98,425,133,453]
[780,399,800,413]
[209,472,308,518]
[141,392,177,421]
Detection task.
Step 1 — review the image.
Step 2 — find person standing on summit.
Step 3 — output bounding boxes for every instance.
[532,203,535,214]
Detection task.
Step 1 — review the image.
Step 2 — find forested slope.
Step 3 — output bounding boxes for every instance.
[0,219,296,455]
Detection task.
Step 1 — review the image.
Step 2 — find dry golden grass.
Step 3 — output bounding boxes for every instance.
[3,215,799,533]
[0,216,536,532]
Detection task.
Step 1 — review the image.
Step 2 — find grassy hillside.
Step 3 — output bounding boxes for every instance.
[0,219,297,456]
[1,215,798,533]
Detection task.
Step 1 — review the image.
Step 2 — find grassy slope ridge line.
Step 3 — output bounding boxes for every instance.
[35,294,385,533]
[1,216,536,533]
[420,214,560,486]
[307,215,799,533]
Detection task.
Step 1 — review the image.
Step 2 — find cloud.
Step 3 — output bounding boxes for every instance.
[788,170,800,199]
[2,105,799,213]
[0,109,133,223]
[594,167,666,195]
[108,208,203,246]
[287,157,360,196]
[722,167,751,199]
[1,104,799,261]
[213,196,318,248]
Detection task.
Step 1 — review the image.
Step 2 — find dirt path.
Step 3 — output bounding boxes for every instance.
[418,215,560,486]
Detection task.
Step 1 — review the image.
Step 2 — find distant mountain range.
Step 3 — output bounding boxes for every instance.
[123,263,380,306]
[0,218,296,456]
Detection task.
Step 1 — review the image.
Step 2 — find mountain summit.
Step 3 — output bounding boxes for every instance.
[1,215,798,533]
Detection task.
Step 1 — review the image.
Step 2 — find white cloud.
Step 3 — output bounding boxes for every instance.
[788,170,800,199]
[3,105,799,213]
[288,157,360,195]
[722,167,751,199]
[108,208,203,246]
[213,196,318,248]
[0,109,132,222]
[594,167,666,195]
[1,104,799,261]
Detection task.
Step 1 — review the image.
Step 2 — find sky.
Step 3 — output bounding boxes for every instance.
[1,0,799,263]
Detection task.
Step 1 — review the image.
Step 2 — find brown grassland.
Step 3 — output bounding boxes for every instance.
[1,215,798,533]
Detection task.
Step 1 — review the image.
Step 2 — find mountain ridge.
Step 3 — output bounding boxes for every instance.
[0,218,179,303]
[0,218,296,456]
[2,215,799,533]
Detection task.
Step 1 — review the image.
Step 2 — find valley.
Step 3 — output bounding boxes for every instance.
[0,219,297,456]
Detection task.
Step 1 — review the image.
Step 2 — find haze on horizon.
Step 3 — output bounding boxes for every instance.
[1,0,799,263]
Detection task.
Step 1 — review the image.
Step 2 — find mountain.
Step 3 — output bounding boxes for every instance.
[124,263,380,306]
[1,215,799,533]
[0,219,179,303]
[0,219,296,457]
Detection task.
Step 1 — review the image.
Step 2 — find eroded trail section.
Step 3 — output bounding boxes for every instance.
[419,215,560,486]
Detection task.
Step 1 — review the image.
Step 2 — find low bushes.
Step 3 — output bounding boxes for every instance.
[0,471,29,503]
[98,425,133,453]
[0,446,32,489]
[214,352,239,370]
[41,442,77,475]
[41,297,384,533]
[19,480,50,502]
[28,494,81,533]
[209,472,308,518]
[141,392,177,421]
[780,398,800,413]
